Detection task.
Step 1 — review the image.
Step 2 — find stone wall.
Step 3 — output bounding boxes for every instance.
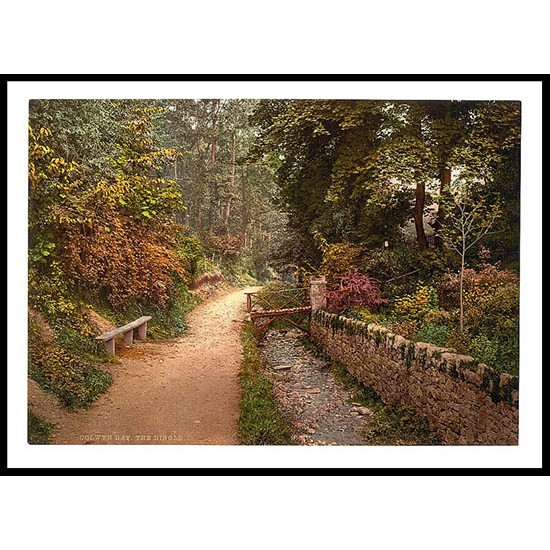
[310,309,519,445]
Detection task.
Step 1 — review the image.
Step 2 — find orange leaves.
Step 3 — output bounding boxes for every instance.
[61,208,189,308]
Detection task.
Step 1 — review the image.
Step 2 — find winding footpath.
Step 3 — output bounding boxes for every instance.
[28,287,259,445]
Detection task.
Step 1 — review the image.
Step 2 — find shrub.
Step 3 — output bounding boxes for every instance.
[62,212,189,308]
[470,334,499,367]
[437,260,519,374]
[446,329,472,355]
[438,261,519,311]
[325,271,387,313]
[28,410,56,444]
[320,242,364,286]
[361,245,421,282]
[348,308,388,326]
[392,284,438,323]
[28,264,82,327]
[416,323,451,347]
[175,231,205,279]
[361,246,449,298]
[28,316,112,410]
[423,308,455,326]
[388,320,419,339]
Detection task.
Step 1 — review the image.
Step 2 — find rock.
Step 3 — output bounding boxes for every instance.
[307,428,316,434]
[273,365,292,371]
[356,407,373,416]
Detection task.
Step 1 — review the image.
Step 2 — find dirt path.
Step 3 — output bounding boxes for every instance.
[28,287,259,445]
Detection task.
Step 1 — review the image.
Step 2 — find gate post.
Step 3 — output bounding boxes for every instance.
[310,276,327,313]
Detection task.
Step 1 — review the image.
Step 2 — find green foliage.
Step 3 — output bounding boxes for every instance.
[436,261,519,373]
[239,322,294,445]
[219,259,259,286]
[28,409,56,444]
[28,264,80,325]
[55,325,116,364]
[147,284,200,339]
[175,231,205,279]
[416,323,451,347]
[361,403,440,446]
[392,284,438,324]
[319,239,364,286]
[29,239,56,265]
[361,245,449,299]
[29,316,112,410]
[347,308,388,326]
[470,334,499,367]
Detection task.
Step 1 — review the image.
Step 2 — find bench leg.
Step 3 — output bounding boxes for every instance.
[124,330,134,346]
[104,338,115,355]
[137,322,147,340]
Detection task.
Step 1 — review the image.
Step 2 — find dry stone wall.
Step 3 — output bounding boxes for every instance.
[310,309,519,445]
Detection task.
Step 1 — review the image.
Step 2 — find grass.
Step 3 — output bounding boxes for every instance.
[28,409,56,444]
[238,321,294,445]
[299,335,440,446]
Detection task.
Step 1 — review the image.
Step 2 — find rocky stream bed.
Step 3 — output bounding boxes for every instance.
[258,329,373,445]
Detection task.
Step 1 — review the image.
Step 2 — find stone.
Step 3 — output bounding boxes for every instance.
[273,365,292,371]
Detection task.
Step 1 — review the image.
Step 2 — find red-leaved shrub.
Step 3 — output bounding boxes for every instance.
[325,271,387,313]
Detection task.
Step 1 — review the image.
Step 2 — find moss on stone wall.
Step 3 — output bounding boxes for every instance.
[310,309,519,445]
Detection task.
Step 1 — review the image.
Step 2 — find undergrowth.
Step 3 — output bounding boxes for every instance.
[104,283,201,340]
[55,325,117,364]
[239,321,294,445]
[28,316,113,410]
[300,335,440,446]
[28,409,56,444]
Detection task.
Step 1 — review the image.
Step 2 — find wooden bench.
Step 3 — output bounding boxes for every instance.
[95,316,152,355]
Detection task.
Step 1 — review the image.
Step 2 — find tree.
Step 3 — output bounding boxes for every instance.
[437,188,501,332]
[251,100,413,254]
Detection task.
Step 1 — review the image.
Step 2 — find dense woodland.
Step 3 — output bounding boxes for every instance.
[28,98,521,415]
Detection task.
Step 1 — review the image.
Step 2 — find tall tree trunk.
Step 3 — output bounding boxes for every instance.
[240,167,248,244]
[211,102,218,170]
[197,204,202,232]
[412,115,428,249]
[225,131,236,228]
[434,166,451,249]
[414,180,428,249]
[459,245,465,333]
[209,100,219,224]
[224,197,232,227]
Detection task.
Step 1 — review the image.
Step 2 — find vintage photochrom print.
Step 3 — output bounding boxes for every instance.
[26,93,521,448]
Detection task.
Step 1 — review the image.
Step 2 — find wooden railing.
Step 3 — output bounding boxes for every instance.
[244,286,311,337]
[245,286,310,314]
